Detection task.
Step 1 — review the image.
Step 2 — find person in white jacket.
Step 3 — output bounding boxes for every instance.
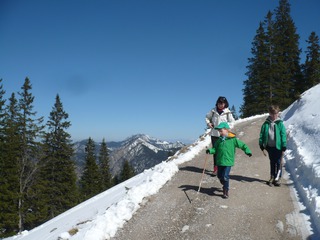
[205,96,235,175]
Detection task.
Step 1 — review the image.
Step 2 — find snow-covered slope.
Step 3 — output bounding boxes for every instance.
[281,83,320,236]
[5,84,320,240]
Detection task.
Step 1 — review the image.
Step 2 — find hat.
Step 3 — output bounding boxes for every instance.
[214,122,230,130]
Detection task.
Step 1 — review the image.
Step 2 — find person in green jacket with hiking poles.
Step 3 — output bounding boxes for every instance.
[205,122,252,199]
[259,105,287,187]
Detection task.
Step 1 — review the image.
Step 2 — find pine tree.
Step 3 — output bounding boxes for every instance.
[0,80,4,235]
[272,0,302,108]
[0,81,18,238]
[230,105,239,120]
[80,137,103,201]
[98,138,112,190]
[26,95,79,228]
[0,79,6,191]
[113,175,120,186]
[120,160,135,182]
[241,0,302,117]
[241,18,272,117]
[16,78,44,232]
[0,79,6,178]
[0,93,21,237]
[0,79,5,144]
[264,11,277,106]
[302,32,320,92]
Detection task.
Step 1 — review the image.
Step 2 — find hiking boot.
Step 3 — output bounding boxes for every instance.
[267,177,274,186]
[273,180,281,187]
[222,188,229,199]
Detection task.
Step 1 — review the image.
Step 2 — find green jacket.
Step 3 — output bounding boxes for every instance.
[259,117,287,150]
[208,133,252,167]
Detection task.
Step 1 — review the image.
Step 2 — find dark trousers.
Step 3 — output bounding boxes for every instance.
[266,147,283,178]
[217,166,231,190]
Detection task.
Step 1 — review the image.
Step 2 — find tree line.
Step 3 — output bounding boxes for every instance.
[0,78,135,238]
[240,0,320,117]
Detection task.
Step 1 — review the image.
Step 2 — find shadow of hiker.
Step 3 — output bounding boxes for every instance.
[179,166,213,176]
[179,184,223,197]
[230,174,266,184]
[179,166,203,173]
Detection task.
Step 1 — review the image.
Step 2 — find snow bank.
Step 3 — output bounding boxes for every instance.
[282,83,320,236]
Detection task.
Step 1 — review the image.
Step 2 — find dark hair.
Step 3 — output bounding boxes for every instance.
[215,96,229,108]
[268,105,280,114]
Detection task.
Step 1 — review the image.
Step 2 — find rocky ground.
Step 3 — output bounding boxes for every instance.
[113,116,304,240]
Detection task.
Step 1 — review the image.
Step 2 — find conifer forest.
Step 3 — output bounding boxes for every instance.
[0,79,135,237]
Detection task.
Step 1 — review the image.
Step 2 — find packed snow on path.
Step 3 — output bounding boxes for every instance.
[6,84,320,240]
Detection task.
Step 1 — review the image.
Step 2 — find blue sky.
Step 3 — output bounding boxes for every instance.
[1,0,320,143]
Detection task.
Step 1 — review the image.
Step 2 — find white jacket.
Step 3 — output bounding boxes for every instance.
[205,107,235,137]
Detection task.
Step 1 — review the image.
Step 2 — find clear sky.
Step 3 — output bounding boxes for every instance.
[1,0,320,143]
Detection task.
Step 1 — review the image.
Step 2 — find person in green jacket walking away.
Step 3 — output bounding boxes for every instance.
[206,122,252,198]
[259,105,287,187]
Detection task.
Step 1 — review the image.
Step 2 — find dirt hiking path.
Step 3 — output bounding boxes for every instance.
[113,116,303,240]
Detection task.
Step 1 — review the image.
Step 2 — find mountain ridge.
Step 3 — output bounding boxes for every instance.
[72,133,186,176]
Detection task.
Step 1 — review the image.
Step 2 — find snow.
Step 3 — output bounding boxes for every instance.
[281,83,320,237]
[5,84,320,240]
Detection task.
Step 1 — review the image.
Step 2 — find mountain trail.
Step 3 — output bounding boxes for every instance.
[113,116,303,240]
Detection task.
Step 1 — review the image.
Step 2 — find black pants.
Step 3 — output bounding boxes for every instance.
[266,147,283,178]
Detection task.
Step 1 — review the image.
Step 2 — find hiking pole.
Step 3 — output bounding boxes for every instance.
[275,152,284,181]
[197,152,209,193]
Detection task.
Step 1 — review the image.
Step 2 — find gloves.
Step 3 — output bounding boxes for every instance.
[259,145,264,151]
[247,153,252,157]
[282,147,286,152]
[205,149,210,154]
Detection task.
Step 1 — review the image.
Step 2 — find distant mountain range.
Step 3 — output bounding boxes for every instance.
[72,134,186,177]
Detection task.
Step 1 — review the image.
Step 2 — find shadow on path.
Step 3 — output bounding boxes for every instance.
[179,166,214,176]
[230,174,266,184]
[179,166,203,173]
[179,184,223,198]
[180,166,267,184]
